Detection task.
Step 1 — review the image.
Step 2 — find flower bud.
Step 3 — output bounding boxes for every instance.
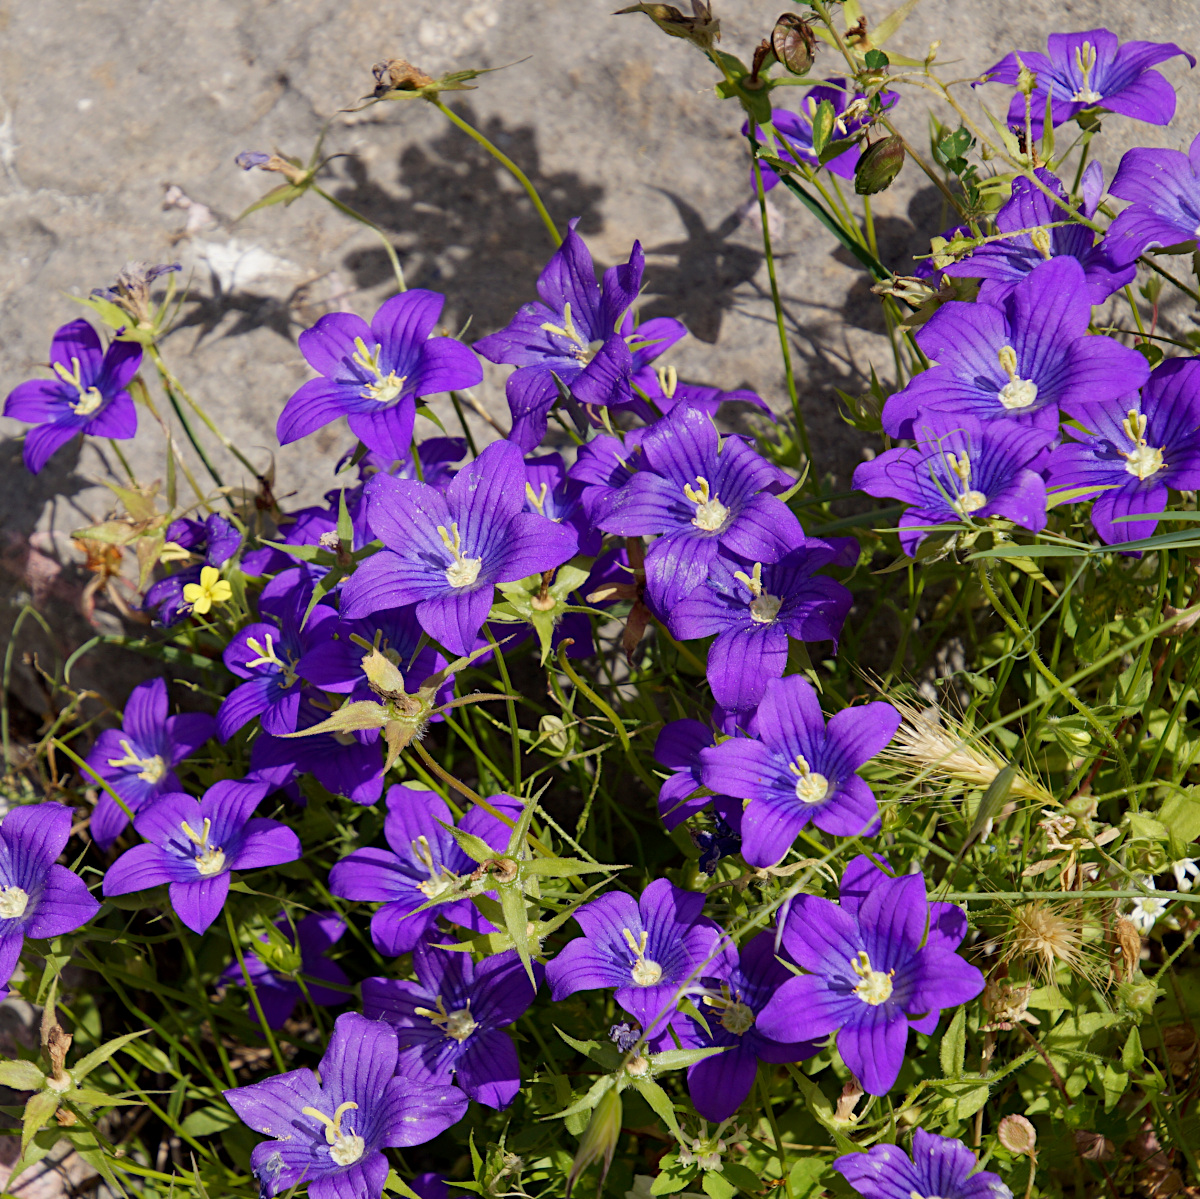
[997,1114,1037,1156]
[372,59,435,95]
[566,1084,622,1198]
[854,136,905,195]
[1117,975,1162,1015]
[1017,62,1038,96]
[614,3,720,52]
[538,714,570,752]
[771,13,816,75]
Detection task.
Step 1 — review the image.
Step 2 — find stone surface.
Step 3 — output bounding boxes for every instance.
[0,0,1198,710]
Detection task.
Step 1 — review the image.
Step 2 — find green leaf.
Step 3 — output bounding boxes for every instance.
[499,885,537,987]
[1159,789,1200,844]
[631,1075,682,1138]
[567,1084,622,1196]
[954,1082,991,1120]
[181,1105,240,1137]
[864,49,890,70]
[554,1026,623,1073]
[72,1030,150,1083]
[440,821,497,865]
[789,1158,827,1199]
[940,1007,967,1078]
[649,1046,727,1072]
[702,1170,736,1199]
[67,1087,142,1108]
[1126,812,1169,842]
[0,1060,45,1090]
[650,1155,699,1194]
[721,1163,763,1195]
[1122,1026,1144,1072]
[810,100,836,155]
[1102,1063,1128,1111]
[21,1090,58,1157]
[522,856,623,879]
[383,1171,426,1199]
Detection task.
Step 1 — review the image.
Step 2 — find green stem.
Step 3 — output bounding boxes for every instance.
[224,906,287,1074]
[484,625,522,792]
[313,185,407,293]
[430,100,561,247]
[107,438,136,484]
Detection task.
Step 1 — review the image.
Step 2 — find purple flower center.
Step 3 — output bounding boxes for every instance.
[539,302,603,364]
[621,927,664,986]
[1120,410,1166,479]
[52,357,105,416]
[106,739,167,783]
[683,476,730,532]
[180,817,226,876]
[301,1100,365,1166]
[790,754,830,805]
[850,950,894,1005]
[412,836,455,899]
[704,985,755,1034]
[415,994,478,1042]
[996,345,1039,410]
[0,885,30,920]
[943,451,988,516]
[351,337,407,403]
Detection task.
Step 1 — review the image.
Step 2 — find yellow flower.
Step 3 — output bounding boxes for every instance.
[182,566,232,616]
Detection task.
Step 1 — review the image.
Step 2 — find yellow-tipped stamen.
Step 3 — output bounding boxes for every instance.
[436,522,483,589]
[621,927,663,986]
[943,450,988,516]
[733,562,783,623]
[351,336,406,403]
[525,481,549,516]
[52,357,105,417]
[1119,409,1165,480]
[996,345,1039,411]
[1071,41,1102,104]
[106,738,167,783]
[849,950,894,1005]
[788,754,830,805]
[414,994,478,1042]
[180,817,226,877]
[301,1101,365,1166]
[702,984,756,1034]
[683,476,730,532]
[656,364,678,399]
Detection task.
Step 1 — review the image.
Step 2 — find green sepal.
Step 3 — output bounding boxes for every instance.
[73,1029,150,1083]
[21,1090,59,1157]
[0,1060,45,1090]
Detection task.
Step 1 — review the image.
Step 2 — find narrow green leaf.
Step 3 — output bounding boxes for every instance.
[630,1076,682,1139]
[1122,1026,1144,1072]
[21,1090,59,1157]
[940,1007,967,1079]
[871,0,921,46]
[499,885,536,986]
[72,1030,150,1083]
[649,1046,727,1072]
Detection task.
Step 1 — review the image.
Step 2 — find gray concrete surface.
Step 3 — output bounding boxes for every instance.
[0,0,1198,706]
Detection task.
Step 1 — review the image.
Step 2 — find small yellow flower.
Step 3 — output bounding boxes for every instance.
[182,566,232,616]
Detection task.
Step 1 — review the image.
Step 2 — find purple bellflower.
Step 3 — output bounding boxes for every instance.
[329,786,522,956]
[757,855,983,1095]
[668,930,819,1123]
[700,676,901,867]
[363,940,539,1110]
[941,165,1135,304]
[473,219,644,451]
[348,436,468,491]
[276,289,482,462]
[984,30,1193,132]
[523,452,603,557]
[545,877,735,1035]
[670,544,854,711]
[1045,357,1200,545]
[218,588,338,741]
[144,514,242,626]
[0,803,100,989]
[85,677,218,850]
[653,718,744,831]
[224,1011,468,1199]
[1104,133,1200,267]
[591,406,804,609]
[835,1129,1012,1199]
[4,319,141,474]
[748,83,897,186]
[570,427,648,521]
[340,438,579,655]
[881,258,1150,438]
[854,413,1055,556]
[102,779,301,934]
[220,911,350,1029]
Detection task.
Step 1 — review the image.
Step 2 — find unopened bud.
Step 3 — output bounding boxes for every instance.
[1030,227,1053,260]
[854,135,905,195]
[926,40,941,65]
[538,714,570,752]
[1117,975,1162,1015]
[372,59,435,95]
[771,13,816,76]
[1017,62,1038,96]
[614,3,720,52]
[566,1085,622,1198]
[998,1114,1037,1156]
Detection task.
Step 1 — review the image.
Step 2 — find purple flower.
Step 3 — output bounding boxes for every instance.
[984,30,1193,132]
[747,82,897,186]
[854,413,1055,556]
[835,1129,1012,1199]
[0,803,100,989]
[653,718,743,831]
[218,587,338,741]
[329,786,522,956]
[591,406,803,609]
[669,931,819,1122]
[1104,132,1200,267]
[881,258,1149,438]
[523,452,602,557]
[144,514,243,626]
[1045,358,1200,545]
[224,1011,468,1199]
[363,940,539,1110]
[340,439,579,655]
[942,165,1135,305]
[473,219,644,451]
[700,677,900,866]
[4,319,141,474]
[350,436,467,490]
[757,855,983,1095]
[248,701,385,807]
[670,545,853,711]
[545,877,734,1035]
[277,289,482,461]
[220,912,349,1029]
[85,678,218,850]
[570,428,648,520]
[913,226,972,285]
[102,780,301,934]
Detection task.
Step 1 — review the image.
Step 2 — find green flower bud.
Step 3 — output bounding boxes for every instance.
[566,1084,622,1198]
[1117,974,1163,1016]
[854,135,905,195]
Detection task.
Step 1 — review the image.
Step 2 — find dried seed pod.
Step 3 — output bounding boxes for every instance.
[998,1114,1037,1156]
[771,13,816,75]
[372,59,435,95]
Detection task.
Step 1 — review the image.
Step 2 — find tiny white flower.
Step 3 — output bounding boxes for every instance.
[1171,858,1199,893]
[1127,877,1169,934]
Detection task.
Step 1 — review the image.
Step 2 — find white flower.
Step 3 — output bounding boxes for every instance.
[1127,877,1169,934]
[1171,858,1199,893]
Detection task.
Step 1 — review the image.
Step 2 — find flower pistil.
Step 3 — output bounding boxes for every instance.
[106,739,167,783]
[351,337,407,403]
[300,1100,365,1166]
[0,886,30,920]
[1120,410,1165,479]
[683,476,731,532]
[436,522,483,588]
[1071,41,1103,103]
[996,345,1039,410]
[52,357,105,416]
[733,562,783,623]
[414,993,478,1042]
[180,817,226,876]
[621,927,663,986]
[789,754,830,805]
[849,949,894,1005]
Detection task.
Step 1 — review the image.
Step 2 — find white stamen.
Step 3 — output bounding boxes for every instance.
[302,1101,364,1166]
[997,345,1038,410]
[0,886,29,920]
[351,336,407,403]
[789,755,830,805]
[850,949,895,1005]
[683,476,730,532]
[437,522,483,589]
[622,927,663,986]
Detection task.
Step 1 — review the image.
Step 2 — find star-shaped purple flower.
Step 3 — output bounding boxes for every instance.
[941,165,1135,305]
[653,717,744,831]
[666,931,819,1123]
[854,413,1055,556]
[4,319,141,474]
[277,289,482,461]
[85,677,218,850]
[700,677,900,866]
[545,877,734,1035]
[835,1129,1012,1199]
[363,940,539,1110]
[220,911,350,1029]
[340,439,579,655]
[591,406,804,609]
[0,803,100,990]
[670,545,853,711]
[329,786,522,956]
[1104,132,1200,267]
[523,452,602,557]
[1045,358,1200,546]
[473,218,644,451]
[144,514,243,626]
[224,1011,468,1199]
[102,780,301,934]
[984,29,1193,132]
[570,428,648,521]
[757,855,983,1095]
[881,258,1149,438]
